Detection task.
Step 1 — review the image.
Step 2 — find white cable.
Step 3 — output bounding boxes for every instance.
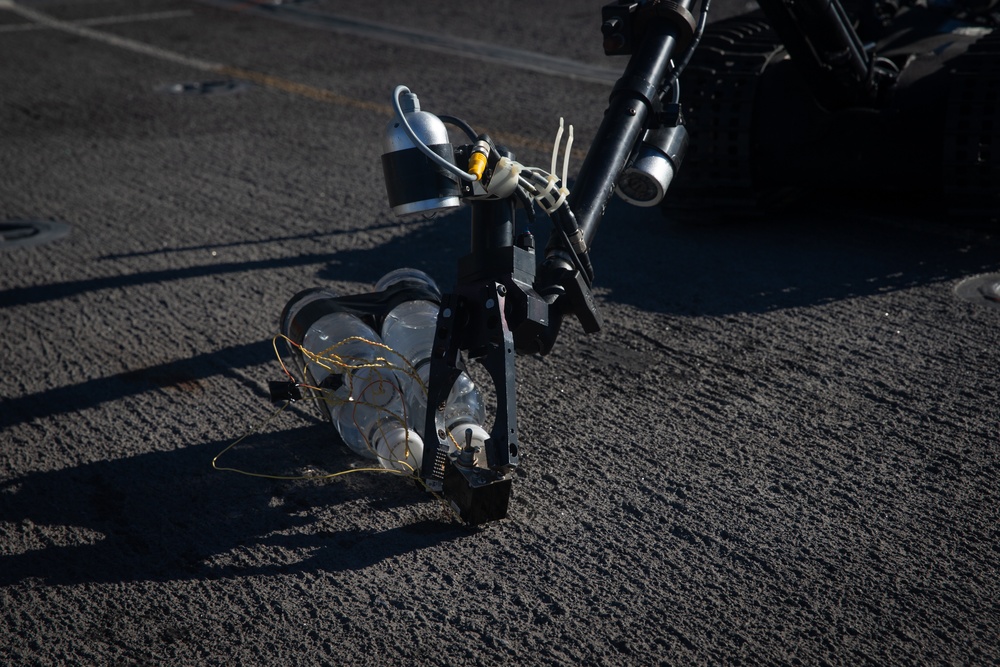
[391,85,477,183]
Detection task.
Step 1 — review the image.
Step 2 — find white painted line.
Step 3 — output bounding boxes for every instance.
[194,0,620,84]
[0,1,394,116]
[1,2,219,71]
[0,8,194,33]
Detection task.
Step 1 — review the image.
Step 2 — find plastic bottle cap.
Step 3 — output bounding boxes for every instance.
[377,426,424,473]
[453,423,490,451]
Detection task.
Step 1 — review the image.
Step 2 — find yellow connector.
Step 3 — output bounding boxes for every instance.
[468,150,489,181]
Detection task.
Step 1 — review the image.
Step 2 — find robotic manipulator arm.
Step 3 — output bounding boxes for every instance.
[378,1,702,525]
[378,0,985,523]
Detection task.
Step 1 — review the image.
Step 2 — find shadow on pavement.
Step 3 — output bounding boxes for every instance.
[316,209,472,288]
[3,200,993,589]
[0,254,337,309]
[0,424,467,587]
[597,200,1000,316]
[315,198,999,317]
[0,341,274,432]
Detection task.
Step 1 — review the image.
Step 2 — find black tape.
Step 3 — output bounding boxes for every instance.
[381,144,460,209]
[269,381,302,403]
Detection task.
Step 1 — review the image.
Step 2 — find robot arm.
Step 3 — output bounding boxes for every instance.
[378,1,704,522]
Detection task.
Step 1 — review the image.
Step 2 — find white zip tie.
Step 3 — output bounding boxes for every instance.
[561,124,574,187]
[550,117,565,177]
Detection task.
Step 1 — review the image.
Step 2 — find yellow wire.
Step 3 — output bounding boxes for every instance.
[211,398,412,481]
[218,333,433,479]
[216,331,466,522]
[212,395,462,522]
[281,332,429,467]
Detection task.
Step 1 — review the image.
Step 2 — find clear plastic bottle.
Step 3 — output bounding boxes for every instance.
[376,269,488,451]
[280,288,424,473]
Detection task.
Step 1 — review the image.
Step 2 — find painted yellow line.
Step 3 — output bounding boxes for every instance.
[216,65,392,115]
[0,0,580,158]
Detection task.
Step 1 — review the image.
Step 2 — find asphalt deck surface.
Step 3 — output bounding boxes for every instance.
[1,0,999,665]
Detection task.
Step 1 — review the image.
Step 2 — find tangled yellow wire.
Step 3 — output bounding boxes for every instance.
[213,333,426,480]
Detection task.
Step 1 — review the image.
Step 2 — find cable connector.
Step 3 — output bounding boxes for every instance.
[468,138,490,181]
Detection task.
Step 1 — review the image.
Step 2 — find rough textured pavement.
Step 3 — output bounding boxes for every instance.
[1,0,998,664]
